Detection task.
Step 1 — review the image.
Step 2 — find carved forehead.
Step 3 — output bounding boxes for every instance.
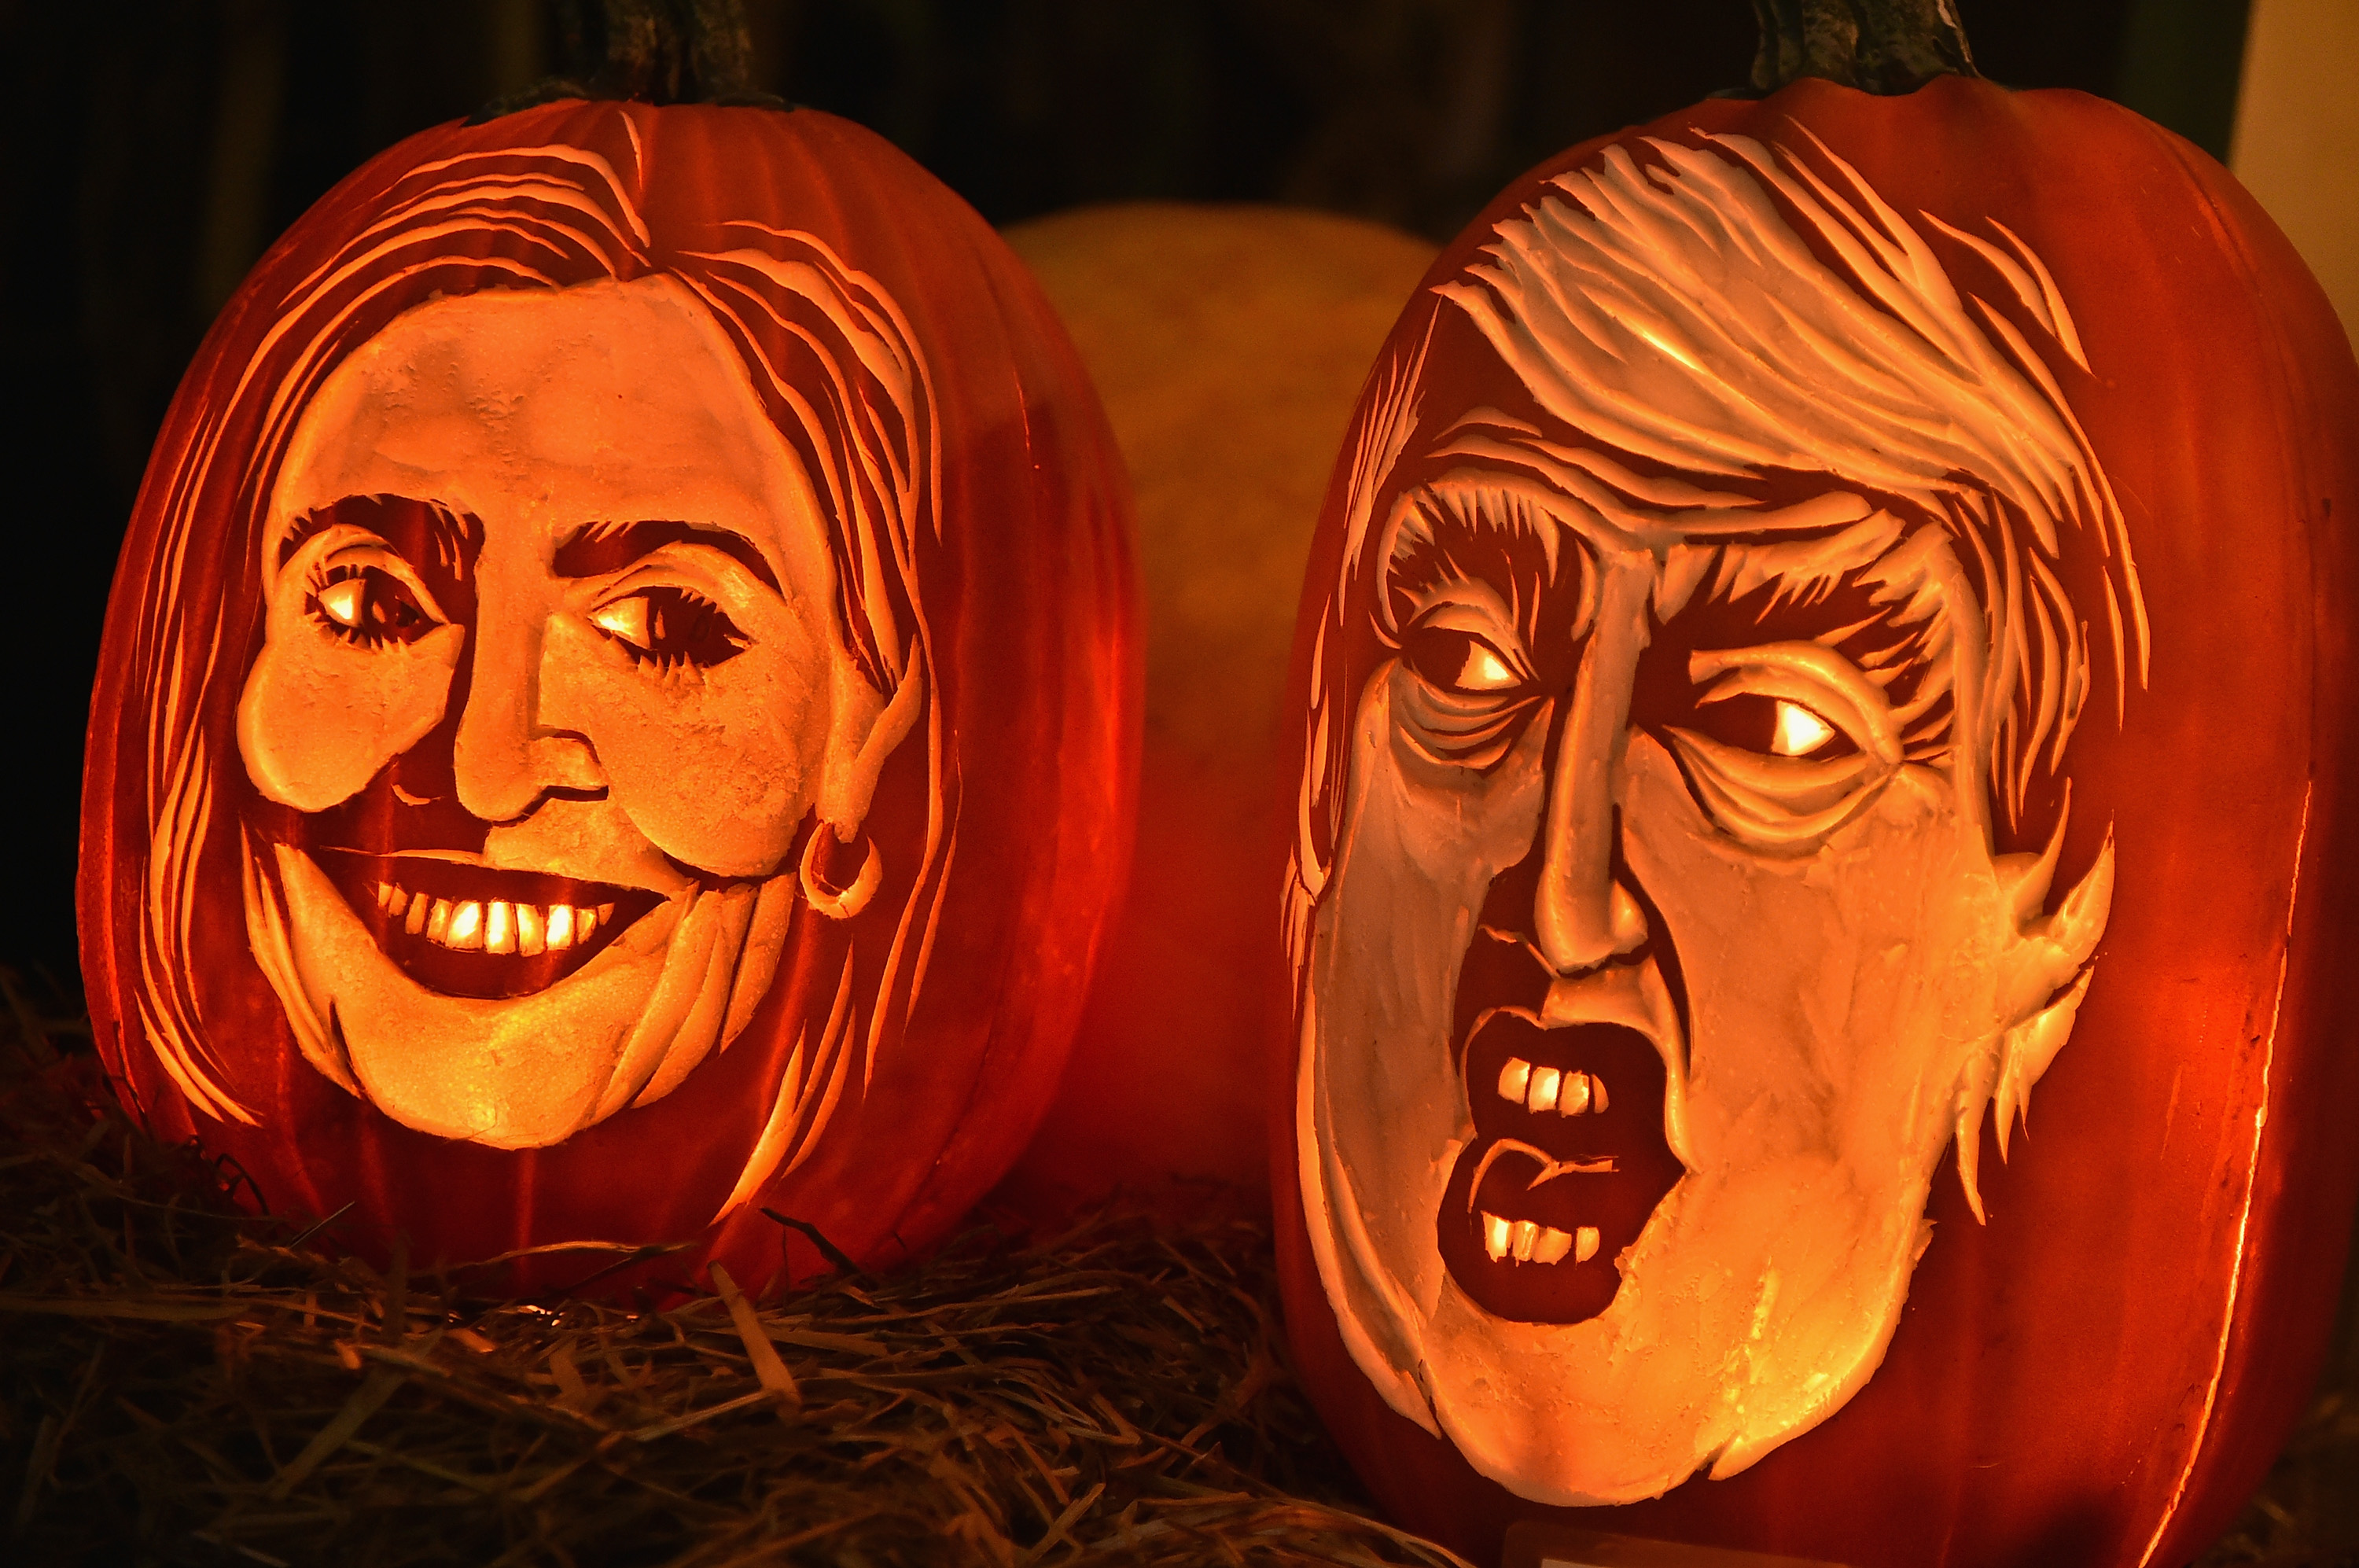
[266,274,832,601]
[1374,440,1950,636]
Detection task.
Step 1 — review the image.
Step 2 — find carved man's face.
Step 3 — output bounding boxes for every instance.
[237,275,887,1149]
[1299,451,2111,1503]
[1295,132,2134,1506]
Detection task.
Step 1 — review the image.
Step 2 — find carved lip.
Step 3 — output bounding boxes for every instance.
[309,847,670,1000]
[1438,1011,1684,1324]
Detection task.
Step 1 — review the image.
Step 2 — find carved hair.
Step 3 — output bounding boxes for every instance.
[120,107,948,1206]
[1288,129,2146,1176]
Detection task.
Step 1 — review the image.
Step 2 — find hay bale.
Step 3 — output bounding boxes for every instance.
[9,962,2351,1565]
[0,970,1464,1568]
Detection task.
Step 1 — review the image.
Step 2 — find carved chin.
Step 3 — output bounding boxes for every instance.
[1301,882,1930,1508]
[1305,1007,1930,1507]
[245,840,794,1148]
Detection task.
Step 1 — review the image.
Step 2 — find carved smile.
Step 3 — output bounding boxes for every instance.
[1440,1013,1684,1323]
[311,848,668,1000]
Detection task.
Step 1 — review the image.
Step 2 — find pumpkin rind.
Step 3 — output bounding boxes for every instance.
[1273,75,2359,1567]
[997,203,1438,1217]
[79,99,1139,1292]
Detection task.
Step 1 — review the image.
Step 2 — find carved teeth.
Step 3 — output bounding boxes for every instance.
[1478,1211,1602,1266]
[1495,1056,1604,1116]
[1497,1057,1535,1106]
[375,882,607,955]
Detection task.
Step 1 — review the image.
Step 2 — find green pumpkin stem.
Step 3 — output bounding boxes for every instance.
[482,0,783,119]
[1748,0,1980,94]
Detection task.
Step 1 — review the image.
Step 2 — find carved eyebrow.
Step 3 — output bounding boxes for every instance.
[275,495,480,576]
[552,521,782,594]
[1654,511,1911,623]
[1669,521,1961,763]
[1378,477,1584,649]
[1675,516,1950,636]
[1383,473,1561,580]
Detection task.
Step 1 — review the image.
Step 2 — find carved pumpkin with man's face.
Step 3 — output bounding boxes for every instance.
[81,99,1139,1290]
[1276,75,2359,1568]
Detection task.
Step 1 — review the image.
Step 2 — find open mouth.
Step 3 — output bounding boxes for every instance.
[311,847,668,1000]
[1437,1012,1684,1323]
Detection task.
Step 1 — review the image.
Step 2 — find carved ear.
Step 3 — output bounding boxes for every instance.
[1955,794,2116,1223]
[1992,823,2112,1152]
[815,653,924,837]
[1995,786,2116,976]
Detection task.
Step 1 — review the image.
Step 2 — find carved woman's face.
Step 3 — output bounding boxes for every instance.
[237,275,885,1148]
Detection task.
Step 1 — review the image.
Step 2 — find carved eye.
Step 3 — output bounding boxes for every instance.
[590,587,747,670]
[1772,699,1837,757]
[1690,692,1858,760]
[308,566,438,646]
[1404,626,1525,698]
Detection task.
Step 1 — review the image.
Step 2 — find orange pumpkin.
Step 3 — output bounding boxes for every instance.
[79,97,1139,1294]
[1272,17,2359,1567]
[995,203,1437,1217]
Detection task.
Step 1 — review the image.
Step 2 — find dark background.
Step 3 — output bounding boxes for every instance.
[2,0,2253,985]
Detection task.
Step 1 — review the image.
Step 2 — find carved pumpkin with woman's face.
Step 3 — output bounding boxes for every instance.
[81,100,1139,1289]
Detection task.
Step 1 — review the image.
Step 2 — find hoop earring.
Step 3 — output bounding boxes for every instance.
[800,823,881,919]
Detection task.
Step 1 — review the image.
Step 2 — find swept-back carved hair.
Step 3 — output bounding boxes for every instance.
[1287,130,2147,1153]
[116,105,947,1207]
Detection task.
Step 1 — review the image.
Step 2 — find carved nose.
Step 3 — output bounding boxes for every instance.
[451,608,604,823]
[1531,632,1649,975]
[1536,863,1650,973]
[1532,777,1651,973]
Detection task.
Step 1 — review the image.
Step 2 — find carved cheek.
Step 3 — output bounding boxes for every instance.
[1625,749,1990,1166]
[237,616,461,812]
[539,617,829,880]
[1378,680,1551,889]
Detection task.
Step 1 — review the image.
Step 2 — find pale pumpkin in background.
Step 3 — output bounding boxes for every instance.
[995,204,1437,1216]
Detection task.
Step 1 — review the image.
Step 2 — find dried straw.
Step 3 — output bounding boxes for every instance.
[0,971,1465,1568]
[4,964,2351,1568]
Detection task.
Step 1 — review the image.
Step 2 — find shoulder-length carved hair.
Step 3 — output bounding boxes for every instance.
[92,100,948,1216]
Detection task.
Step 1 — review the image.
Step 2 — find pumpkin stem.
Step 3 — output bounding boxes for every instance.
[1747,0,1979,94]
[482,0,785,117]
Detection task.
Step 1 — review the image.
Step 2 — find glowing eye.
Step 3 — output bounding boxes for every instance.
[1770,699,1836,757]
[316,577,365,629]
[590,596,651,649]
[588,587,748,670]
[307,566,435,646]
[1458,642,1518,692]
[1403,624,1527,698]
